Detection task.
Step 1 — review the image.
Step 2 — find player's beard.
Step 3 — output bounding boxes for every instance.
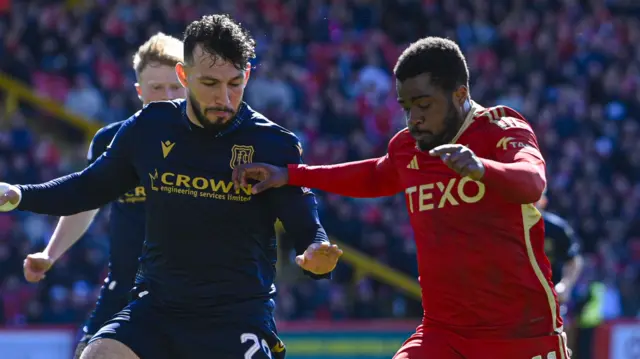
[188,92,237,133]
[413,99,464,152]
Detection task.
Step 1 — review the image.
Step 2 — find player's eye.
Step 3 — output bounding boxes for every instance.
[152,85,163,91]
[201,81,216,87]
[229,82,242,88]
[414,100,431,110]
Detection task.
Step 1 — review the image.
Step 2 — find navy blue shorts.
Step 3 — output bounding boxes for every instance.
[80,274,131,342]
[90,293,286,359]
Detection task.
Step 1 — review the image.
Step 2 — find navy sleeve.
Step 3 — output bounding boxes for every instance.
[563,223,581,260]
[265,137,331,280]
[17,116,139,216]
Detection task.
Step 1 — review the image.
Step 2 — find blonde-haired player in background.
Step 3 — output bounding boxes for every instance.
[21,32,186,358]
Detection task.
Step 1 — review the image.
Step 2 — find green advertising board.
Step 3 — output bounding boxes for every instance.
[279,323,415,359]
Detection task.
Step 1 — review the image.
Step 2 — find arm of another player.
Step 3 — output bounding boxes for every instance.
[233,151,402,198]
[430,116,546,203]
[23,126,115,282]
[0,117,139,216]
[555,222,584,303]
[264,142,342,278]
[23,210,99,282]
[557,255,583,303]
[288,153,402,198]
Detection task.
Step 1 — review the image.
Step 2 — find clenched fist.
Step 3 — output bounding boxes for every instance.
[23,252,54,283]
[296,242,343,275]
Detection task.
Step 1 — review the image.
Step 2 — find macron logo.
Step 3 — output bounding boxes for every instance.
[161,140,175,158]
[407,155,419,170]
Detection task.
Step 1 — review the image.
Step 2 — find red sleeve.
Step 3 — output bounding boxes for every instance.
[479,116,546,204]
[287,153,402,198]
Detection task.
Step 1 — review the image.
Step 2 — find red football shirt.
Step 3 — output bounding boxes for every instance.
[288,102,562,339]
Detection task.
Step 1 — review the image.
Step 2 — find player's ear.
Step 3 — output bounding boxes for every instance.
[175,62,188,88]
[244,62,252,83]
[452,86,470,112]
[452,86,468,106]
[134,82,143,101]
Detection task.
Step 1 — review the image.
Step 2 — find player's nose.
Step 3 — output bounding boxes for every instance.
[213,85,232,106]
[407,113,425,128]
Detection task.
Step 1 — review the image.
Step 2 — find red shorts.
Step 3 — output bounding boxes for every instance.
[394,325,570,359]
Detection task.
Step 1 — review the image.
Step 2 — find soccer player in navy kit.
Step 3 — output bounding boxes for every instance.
[3,15,342,359]
[21,33,186,358]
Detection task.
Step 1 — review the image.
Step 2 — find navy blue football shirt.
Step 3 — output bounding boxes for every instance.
[18,99,329,314]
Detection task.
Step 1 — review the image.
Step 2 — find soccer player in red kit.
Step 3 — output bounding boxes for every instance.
[233,37,570,359]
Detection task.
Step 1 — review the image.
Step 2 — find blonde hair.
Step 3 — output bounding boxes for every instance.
[133,32,184,79]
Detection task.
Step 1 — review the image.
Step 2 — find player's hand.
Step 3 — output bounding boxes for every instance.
[0,183,22,212]
[23,252,54,283]
[296,242,343,275]
[232,163,289,194]
[429,145,485,180]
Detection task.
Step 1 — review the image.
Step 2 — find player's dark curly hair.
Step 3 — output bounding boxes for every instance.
[393,37,469,92]
[183,14,256,70]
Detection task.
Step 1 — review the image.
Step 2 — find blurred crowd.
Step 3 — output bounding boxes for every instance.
[0,0,639,329]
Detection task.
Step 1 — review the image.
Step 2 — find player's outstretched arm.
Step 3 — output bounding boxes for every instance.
[0,118,139,216]
[233,154,402,198]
